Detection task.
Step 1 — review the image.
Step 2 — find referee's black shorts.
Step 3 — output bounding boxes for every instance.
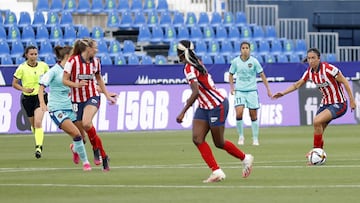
[21,93,48,117]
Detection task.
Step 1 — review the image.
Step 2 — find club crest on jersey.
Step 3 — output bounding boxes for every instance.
[248,63,253,68]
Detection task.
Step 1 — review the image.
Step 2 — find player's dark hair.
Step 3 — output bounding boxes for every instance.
[54,45,72,61]
[177,40,207,74]
[303,48,321,63]
[22,45,37,59]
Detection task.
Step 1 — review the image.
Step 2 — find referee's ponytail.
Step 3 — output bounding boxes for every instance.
[177,40,207,74]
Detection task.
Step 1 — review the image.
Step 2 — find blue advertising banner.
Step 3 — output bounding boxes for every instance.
[1,62,360,86]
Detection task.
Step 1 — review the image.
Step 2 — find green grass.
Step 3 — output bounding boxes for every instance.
[1,125,360,203]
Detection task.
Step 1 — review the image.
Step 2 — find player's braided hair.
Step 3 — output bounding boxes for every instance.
[177,40,207,74]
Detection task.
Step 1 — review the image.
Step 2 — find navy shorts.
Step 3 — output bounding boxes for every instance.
[72,96,100,121]
[194,98,229,127]
[316,102,347,121]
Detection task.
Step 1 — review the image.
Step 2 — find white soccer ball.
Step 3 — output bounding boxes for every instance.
[307,148,327,165]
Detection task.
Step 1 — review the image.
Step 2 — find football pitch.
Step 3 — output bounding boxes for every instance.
[0,125,359,203]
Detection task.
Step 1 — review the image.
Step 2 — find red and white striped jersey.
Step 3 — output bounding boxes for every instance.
[64,55,100,103]
[184,63,225,109]
[301,62,346,104]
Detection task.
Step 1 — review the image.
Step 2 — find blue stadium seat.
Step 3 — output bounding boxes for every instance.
[249,40,258,54]
[119,10,133,29]
[176,26,189,41]
[18,11,32,29]
[195,40,207,56]
[283,39,295,56]
[203,25,215,43]
[1,54,13,65]
[21,25,36,43]
[64,0,77,12]
[32,11,45,28]
[252,25,265,43]
[143,0,156,13]
[63,25,77,44]
[258,40,270,56]
[4,11,17,28]
[156,0,169,13]
[104,0,117,12]
[39,39,53,58]
[289,54,300,62]
[141,55,153,64]
[276,54,288,63]
[163,25,176,43]
[91,26,105,40]
[208,41,220,56]
[49,24,63,44]
[36,24,50,43]
[215,25,228,42]
[101,54,113,65]
[0,40,10,57]
[26,38,38,48]
[198,12,209,28]
[326,53,337,62]
[228,26,240,43]
[240,25,252,41]
[172,11,184,29]
[114,54,126,65]
[11,40,24,59]
[117,0,130,12]
[271,39,283,55]
[189,26,203,41]
[96,39,109,57]
[131,0,143,13]
[137,25,151,46]
[46,11,59,28]
[77,25,90,38]
[50,0,63,13]
[122,40,136,56]
[155,55,167,64]
[210,12,222,28]
[147,11,159,28]
[7,25,21,43]
[77,0,91,13]
[264,25,277,42]
[106,11,120,29]
[294,39,307,58]
[253,54,264,63]
[185,12,197,28]
[159,11,172,28]
[108,40,122,57]
[127,54,140,65]
[133,12,146,28]
[59,11,73,28]
[0,27,6,40]
[91,0,105,13]
[15,56,25,65]
[201,55,213,64]
[235,11,247,27]
[53,39,66,47]
[233,40,241,53]
[36,0,50,11]
[220,40,233,56]
[44,54,56,65]
[223,12,234,29]
[264,54,275,63]
[214,55,225,64]
[150,26,164,44]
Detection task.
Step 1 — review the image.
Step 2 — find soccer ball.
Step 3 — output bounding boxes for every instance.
[307,148,327,165]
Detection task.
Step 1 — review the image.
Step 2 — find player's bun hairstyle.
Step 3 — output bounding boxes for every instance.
[177,40,207,74]
[303,47,321,63]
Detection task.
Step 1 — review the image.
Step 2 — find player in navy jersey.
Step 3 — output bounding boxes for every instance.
[273,48,356,157]
[176,40,254,183]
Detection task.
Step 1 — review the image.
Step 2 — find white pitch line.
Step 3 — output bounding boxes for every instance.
[0,183,360,189]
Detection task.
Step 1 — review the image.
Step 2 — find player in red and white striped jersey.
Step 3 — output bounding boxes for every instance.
[273,48,356,151]
[176,40,254,183]
[63,38,116,171]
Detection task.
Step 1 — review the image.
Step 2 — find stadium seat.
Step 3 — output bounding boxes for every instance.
[36,0,50,11]
[203,25,215,43]
[159,11,172,28]
[36,24,50,43]
[44,54,56,65]
[252,25,265,43]
[326,53,337,62]
[26,38,38,48]
[258,40,270,56]
[91,0,105,13]
[264,54,275,63]
[214,55,226,64]
[208,41,220,56]
[283,39,295,55]
[215,25,228,42]
[223,12,234,28]
[49,24,64,44]
[228,26,240,43]
[201,55,213,64]
[253,54,264,63]
[0,40,10,57]
[143,0,156,13]
[106,11,120,29]
[127,53,140,65]
[77,0,91,13]
[185,12,197,28]
[1,54,13,65]
[240,25,252,41]
[10,40,24,58]
[189,26,203,42]
[18,11,32,29]
[50,0,63,13]
[195,40,207,56]
[163,25,176,43]
[147,11,159,28]
[122,40,136,56]
[104,0,117,12]
[39,39,53,58]
[91,26,105,40]
[156,0,169,13]
[167,41,177,60]
[150,26,164,44]
[59,11,74,28]
[53,39,66,47]
[21,25,36,43]
[133,12,146,29]
[176,26,189,41]
[249,40,258,54]
[77,25,90,38]
[294,39,307,58]
[63,25,77,44]
[117,0,130,12]
[276,54,288,63]
[137,25,151,46]
[0,27,6,40]
[96,39,109,57]
[264,25,277,42]
[172,11,185,29]
[271,39,283,55]
[141,55,153,64]
[108,40,122,57]
[119,10,133,29]
[233,41,241,53]
[210,12,222,28]
[289,54,300,62]
[198,12,210,28]
[4,11,17,28]
[7,25,21,42]
[64,0,77,12]
[131,0,143,13]
[15,57,25,65]
[46,11,59,28]
[32,11,46,28]
[220,40,233,56]
[114,54,126,65]
[155,55,167,64]
[235,11,247,27]
[100,54,113,65]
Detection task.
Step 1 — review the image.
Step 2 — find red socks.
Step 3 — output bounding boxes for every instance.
[196,142,219,171]
[86,126,107,158]
[313,134,324,148]
[223,140,246,160]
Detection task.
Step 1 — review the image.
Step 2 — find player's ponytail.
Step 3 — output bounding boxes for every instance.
[177,40,207,74]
